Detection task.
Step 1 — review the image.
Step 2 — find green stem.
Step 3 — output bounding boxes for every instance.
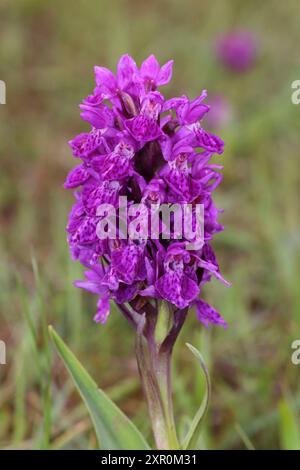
[154,349,179,449]
[135,330,179,450]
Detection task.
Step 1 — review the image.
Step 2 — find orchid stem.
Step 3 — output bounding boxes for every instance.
[135,308,182,450]
[154,349,179,450]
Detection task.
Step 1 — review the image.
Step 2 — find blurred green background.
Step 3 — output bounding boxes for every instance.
[1,0,300,450]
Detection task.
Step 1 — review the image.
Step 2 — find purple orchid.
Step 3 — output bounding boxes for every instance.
[216,31,257,72]
[64,55,230,450]
[65,54,229,330]
[205,95,232,130]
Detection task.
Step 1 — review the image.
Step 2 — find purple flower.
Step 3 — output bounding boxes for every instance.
[110,244,146,285]
[125,115,162,143]
[140,55,173,91]
[80,103,115,128]
[82,180,120,216]
[205,96,232,130]
[101,141,135,180]
[216,31,257,72]
[63,164,90,189]
[193,124,224,155]
[94,296,110,324]
[94,54,141,101]
[164,91,209,125]
[162,158,201,202]
[74,265,106,295]
[142,178,166,204]
[195,299,227,328]
[155,244,200,309]
[74,266,111,323]
[68,129,109,160]
[65,55,229,327]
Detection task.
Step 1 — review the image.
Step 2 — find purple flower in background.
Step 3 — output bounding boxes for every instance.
[216,31,257,72]
[65,55,229,329]
[205,96,232,130]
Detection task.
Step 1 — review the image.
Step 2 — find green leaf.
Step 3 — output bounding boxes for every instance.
[234,423,255,450]
[182,343,211,450]
[278,399,300,450]
[49,326,150,450]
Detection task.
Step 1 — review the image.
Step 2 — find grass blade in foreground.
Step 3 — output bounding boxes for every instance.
[49,326,150,450]
[182,343,211,450]
[279,399,300,450]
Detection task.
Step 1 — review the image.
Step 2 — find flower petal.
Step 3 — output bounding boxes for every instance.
[140,54,160,80]
[157,59,173,86]
[195,299,227,328]
[64,164,89,189]
[94,296,110,323]
[117,54,138,90]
